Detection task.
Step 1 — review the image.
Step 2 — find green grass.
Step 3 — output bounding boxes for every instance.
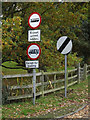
[2,76,88,118]
[2,61,28,75]
[2,67,27,75]
[2,61,20,68]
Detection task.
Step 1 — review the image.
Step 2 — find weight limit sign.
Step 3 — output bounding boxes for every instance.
[57,36,72,55]
[27,43,41,60]
[28,12,41,29]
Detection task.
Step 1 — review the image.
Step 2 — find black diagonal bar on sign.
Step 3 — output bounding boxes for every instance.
[58,37,70,53]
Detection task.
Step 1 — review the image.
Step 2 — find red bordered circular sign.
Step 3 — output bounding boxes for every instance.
[27,43,41,60]
[28,12,41,29]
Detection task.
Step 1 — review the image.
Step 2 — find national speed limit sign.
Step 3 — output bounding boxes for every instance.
[57,36,72,55]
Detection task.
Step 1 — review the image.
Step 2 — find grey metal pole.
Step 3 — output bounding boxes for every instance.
[33,69,36,105]
[65,55,67,97]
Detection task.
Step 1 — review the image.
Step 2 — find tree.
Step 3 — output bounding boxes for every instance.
[2,16,24,62]
[2,2,88,71]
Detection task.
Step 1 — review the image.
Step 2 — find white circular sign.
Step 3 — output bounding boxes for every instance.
[27,43,41,60]
[28,12,41,29]
[57,36,72,55]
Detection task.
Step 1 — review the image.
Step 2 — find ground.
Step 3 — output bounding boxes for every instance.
[65,104,89,119]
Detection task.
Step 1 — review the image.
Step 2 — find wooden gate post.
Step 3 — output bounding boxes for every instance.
[83,64,87,80]
[77,63,80,83]
[40,70,44,97]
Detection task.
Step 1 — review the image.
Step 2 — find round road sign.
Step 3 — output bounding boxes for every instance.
[27,43,41,60]
[57,36,72,55]
[28,12,41,29]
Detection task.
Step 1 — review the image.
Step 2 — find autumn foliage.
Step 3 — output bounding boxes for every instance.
[2,2,89,71]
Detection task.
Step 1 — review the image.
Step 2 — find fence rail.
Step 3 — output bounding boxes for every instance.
[3,72,42,79]
[2,64,90,101]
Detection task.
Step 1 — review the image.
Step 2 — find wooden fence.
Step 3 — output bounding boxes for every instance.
[2,64,90,101]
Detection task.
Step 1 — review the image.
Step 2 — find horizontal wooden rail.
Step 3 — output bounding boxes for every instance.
[43,71,64,75]
[2,69,78,79]
[68,75,77,80]
[80,68,83,70]
[7,92,42,101]
[87,70,90,73]
[8,83,42,90]
[2,72,41,79]
[44,86,65,94]
[68,69,77,73]
[87,65,90,67]
[68,81,78,87]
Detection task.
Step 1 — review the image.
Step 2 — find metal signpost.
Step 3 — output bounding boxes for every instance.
[65,54,67,97]
[57,36,72,97]
[26,43,41,105]
[26,12,41,105]
[33,68,36,105]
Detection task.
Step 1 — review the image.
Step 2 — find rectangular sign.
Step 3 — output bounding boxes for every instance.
[25,61,39,68]
[28,30,41,42]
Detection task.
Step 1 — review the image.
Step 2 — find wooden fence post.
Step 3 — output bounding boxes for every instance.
[77,63,80,83]
[40,70,44,97]
[83,64,87,80]
[54,74,56,89]
[54,74,56,94]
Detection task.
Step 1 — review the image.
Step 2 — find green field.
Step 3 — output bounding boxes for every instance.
[2,76,88,118]
[2,61,28,75]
